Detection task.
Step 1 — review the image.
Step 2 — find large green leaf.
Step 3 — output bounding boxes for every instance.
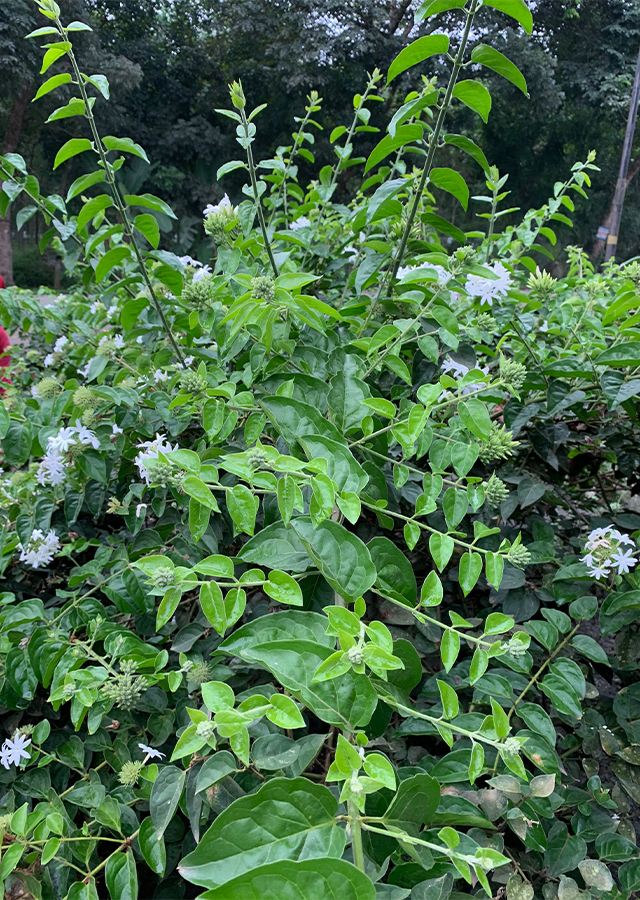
[238,521,312,573]
[244,640,377,728]
[178,778,346,889]
[260,396,346,445]
[368,536,417,605]
[471,45,529,96]
[365,125,424,173]
[198,859,375,899]
[105,850,138,900]
[483,0,533,33]
[387,34,450,83]
[595,343,640,367]
[290,517,376,602]
[150,766,185,839]
[384,774,441,829]
[298,434,369,494]
[429,168,469,210]
[451,81,492,123]
[219,611,334,658]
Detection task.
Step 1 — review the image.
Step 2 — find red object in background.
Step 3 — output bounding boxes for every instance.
[0,274,10,389]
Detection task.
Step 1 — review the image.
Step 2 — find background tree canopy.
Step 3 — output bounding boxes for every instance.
[2,0,640,285]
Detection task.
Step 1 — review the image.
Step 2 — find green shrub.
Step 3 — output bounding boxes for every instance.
[0,1,637,899]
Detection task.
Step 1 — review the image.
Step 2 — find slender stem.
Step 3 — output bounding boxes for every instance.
[379,692,502,749]
[241,110,279,277]
[348,799,366,872]
[58,26,183,362]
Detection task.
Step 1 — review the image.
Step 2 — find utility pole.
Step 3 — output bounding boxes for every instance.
[605,40,640,262]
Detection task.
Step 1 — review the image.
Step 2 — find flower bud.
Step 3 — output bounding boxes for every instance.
[483,472,509,508]
[228,80,246,110]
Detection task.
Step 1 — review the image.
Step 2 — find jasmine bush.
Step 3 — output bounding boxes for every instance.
[0,1,639,899]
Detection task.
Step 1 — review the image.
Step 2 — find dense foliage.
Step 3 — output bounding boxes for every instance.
[0,1,640,899]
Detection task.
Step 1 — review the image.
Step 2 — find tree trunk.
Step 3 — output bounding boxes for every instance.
[591,155,640,262]
[0,86,33,286]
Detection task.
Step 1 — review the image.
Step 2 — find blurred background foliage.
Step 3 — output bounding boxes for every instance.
[2,0,640,285]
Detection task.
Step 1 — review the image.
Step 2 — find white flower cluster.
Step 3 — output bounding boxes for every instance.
[36,422,100,487]
[581,526,637,579]
[440,357,490,397]
[465,261,511,306]
[135,433,178,484]
[0,733,31,769]
[18,529,60,569]
[138,742,165,760]
[99,334,125,349]
[203,194,237,217]
[180,257,213,283]
[44,335,69,368]
[289,216,311,230]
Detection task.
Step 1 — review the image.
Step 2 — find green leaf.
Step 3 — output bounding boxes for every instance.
[517,703,556,747]
[430,167,469,210]
[46,97,86,123]
[178,778,347,889]
[595,343,640,367]
[244,640,377,729]
[363,752,396,790]
[41,836,60,865]
[77,194,113,231]
[200,583,246,636]
[124,192,177,218]
[459,551,482,595]
[227,484,258,535]
[267,694,305,729]
[105,850,138,900]
[485,551,504,590]
[384,774,441,829]
[34,73,73,101]
[440,630,460,672]
[387,34,450,84]
[469,648,488,684]
[150,766,186,839]
[471,44,529,96]
[219,611,335,658]
[421,570,443,606]
[430,532,454,571]
[290,517,376,602]
[53,138,93,170]
[196,751,238,793]
[437,679,459,718]
[102,135,149,162]
[264,570,304,607]
[491,698,510,739]
[197,859,375,900]
[451,80,492,123]
[95,245,131,282]
[571,634,610,665]
[202,681,235,712]
[364,124,424,173]
[458,398,491,438]
[41,44,70,75]
[483,0,533,33]
[369,535,417,605]
[134,213,160,248]
[0,843,23,879]
[182,476,221,512]
[445,134,490,172]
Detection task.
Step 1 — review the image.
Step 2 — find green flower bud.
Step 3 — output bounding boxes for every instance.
[347,646,364,666]
[118,760,144,787]
[499,354,527,392]
[26,350,40,362]
[622,260,640,290]
[507,540,531,569]
[182,277,215,310]
[34,377,61,399]
[196,720,215,739]
[527,266,557,300]
[73,386,98,410]
[81,410,96,427]
[505,637,528,659]
[144,459,173,485]
[102,662,147,711]
[483,472,509,508]
[228,80,246,110]
[251,275,275,303]
[246,447,269,470]
[476,312,498,334]
[478,423,520,464]
[500,736,521,758]
[179,370,207,394]
[188,661,212,686]
[151,567,175,590]
[96,339,115,356]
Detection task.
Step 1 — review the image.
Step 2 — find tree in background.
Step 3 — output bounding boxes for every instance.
[4,0,640,280]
